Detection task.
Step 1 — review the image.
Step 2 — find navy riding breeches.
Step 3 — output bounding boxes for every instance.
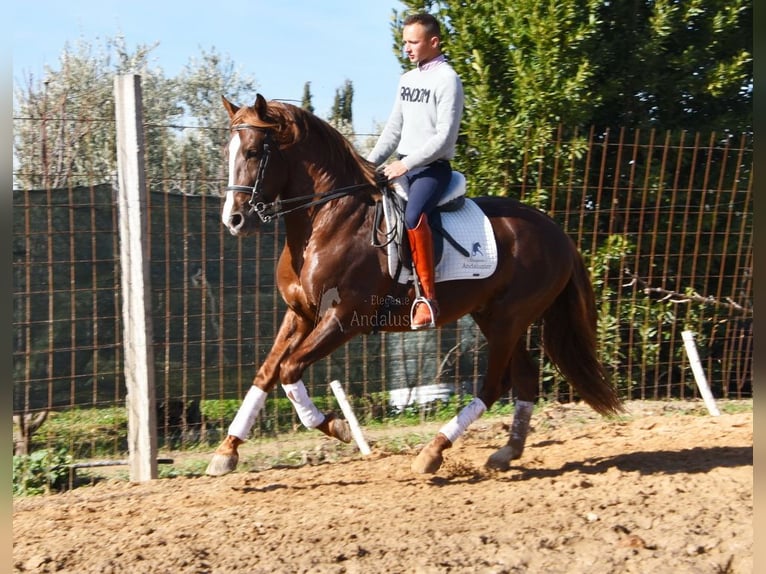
[402,160,452,229]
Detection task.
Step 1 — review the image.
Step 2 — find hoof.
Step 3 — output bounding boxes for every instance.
[329,417,352,443]
[317,413,352,443]
[485,445,516,471]
[411,443,444,474]
[205,452,239,477]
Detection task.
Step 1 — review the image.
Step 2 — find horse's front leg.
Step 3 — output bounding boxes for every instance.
[276,307,362,442]
[281,378,353,444]
[206,309,311,476]
[206,307,359,476]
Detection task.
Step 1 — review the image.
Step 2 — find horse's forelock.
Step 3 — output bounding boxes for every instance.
[230,100,299,146]
[233,104,279,131]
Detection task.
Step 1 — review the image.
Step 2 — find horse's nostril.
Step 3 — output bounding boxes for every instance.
[230,213,243,229]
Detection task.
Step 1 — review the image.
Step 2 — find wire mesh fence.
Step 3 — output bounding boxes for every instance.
[12,114,752,459]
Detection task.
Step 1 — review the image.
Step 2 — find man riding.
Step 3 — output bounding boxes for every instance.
[367,12,464,330]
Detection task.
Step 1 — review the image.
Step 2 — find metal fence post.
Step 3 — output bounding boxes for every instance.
[114,73,157,481]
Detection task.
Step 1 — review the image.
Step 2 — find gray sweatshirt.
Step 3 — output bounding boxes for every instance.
[368,55,464,170]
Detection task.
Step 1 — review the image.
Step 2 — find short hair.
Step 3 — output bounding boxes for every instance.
[403,13,441,40]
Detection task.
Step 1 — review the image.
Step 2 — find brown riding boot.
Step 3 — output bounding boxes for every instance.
[407,213,439,330]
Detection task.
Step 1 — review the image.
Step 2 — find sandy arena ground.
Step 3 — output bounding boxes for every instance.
[13,400,752,573]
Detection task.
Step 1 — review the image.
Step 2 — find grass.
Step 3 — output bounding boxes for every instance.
[718,401,752,415]
[15,397,752,494]
[34,406,129,459]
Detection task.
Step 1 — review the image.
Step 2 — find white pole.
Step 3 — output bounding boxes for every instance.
[329,380,371,455]
[681,330,720,416]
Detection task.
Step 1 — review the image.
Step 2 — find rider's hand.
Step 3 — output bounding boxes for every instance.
[383,160,409,180]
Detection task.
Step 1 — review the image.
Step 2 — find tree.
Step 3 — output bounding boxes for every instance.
[13,35,155,189]
[301,81,315,114]
[329,79,354,127]
[588,0,752,132]
[169,48,257,194]
[327,79,355,145]
[13,36,258,192]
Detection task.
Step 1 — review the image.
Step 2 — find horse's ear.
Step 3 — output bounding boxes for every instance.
[254,94,268,118]
[221,96,239,120]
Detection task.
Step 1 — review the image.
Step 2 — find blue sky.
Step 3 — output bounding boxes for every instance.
[11,0,407,133]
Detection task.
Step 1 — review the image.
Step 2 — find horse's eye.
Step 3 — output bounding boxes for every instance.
[246,149,259,160]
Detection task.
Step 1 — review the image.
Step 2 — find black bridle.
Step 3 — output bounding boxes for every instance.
[225,123,276,222]
[224,123,373,223]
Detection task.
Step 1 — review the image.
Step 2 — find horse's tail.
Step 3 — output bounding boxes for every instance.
[541,249,623,416]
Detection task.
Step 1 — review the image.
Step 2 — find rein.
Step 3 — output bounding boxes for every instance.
[256,183,373,223]
[225,123,372,223]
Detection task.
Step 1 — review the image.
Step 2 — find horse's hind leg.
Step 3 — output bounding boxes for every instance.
[411,317,522,474]
[410,398,488,474]
[486,342,538,471]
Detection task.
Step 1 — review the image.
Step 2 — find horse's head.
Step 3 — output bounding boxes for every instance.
[220,94,289,236]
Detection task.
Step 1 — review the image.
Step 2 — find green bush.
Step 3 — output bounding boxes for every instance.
[13,448,72,496]
[199,399,241,421]
[39,407,128,458]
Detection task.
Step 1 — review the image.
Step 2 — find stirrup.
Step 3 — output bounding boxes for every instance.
[410,296,437,330]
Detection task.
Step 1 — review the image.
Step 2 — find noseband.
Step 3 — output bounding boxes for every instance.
[225,123,276,223]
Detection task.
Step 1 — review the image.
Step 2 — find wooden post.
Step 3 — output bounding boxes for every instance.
[114,74,158,481]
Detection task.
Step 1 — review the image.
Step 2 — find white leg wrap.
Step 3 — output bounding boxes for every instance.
[227,386,268,440]
[282,380,325,429]
[439,397,487,444]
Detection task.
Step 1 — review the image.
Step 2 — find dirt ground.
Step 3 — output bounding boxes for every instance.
[13,400,752,574]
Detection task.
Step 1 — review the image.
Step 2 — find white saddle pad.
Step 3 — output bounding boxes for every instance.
[382,194,498,284]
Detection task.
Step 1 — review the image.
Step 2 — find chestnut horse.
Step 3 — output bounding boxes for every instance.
[206,95,622,477]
